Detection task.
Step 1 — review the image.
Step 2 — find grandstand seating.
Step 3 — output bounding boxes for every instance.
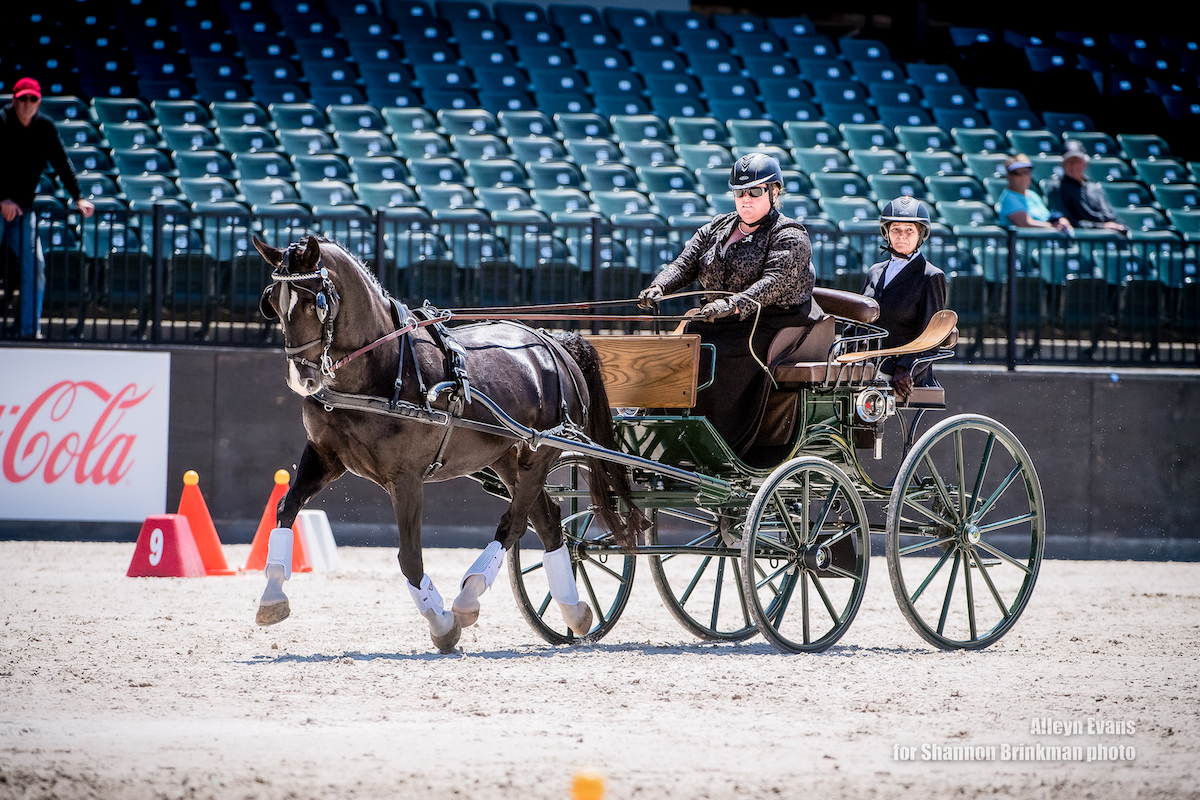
[6,0,1199,336]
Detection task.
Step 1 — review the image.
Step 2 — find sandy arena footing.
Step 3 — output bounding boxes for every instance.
[1,542,1197,800]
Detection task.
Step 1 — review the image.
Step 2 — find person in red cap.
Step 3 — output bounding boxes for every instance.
[1,77,96,338]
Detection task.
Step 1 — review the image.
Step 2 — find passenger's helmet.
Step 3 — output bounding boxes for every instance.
[879,195,932,246]
[729,153,784,191]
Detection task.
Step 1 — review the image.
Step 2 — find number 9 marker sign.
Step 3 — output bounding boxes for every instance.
[126,514,208,578]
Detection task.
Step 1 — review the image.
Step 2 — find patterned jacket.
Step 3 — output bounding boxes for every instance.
[649,209,814,320]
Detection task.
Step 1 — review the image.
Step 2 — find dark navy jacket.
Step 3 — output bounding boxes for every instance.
[862,252,947,380]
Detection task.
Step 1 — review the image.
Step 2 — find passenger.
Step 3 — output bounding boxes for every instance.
[861,197,947,402]
[637,153,817,454]
[996,153,1073,232]
[1046,141,1128,233]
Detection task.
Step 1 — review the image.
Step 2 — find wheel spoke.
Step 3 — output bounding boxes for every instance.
[910,545,954,603]
[936,551,961,636]
[977,511,1039,535]
[975,539,1034,574]
[752,530,799,558]
[754,561,784,601]
[757,560,793,592]
[821,522,860,549]
[973,463,1024,521]
[810,486,840,542]
[969,546,1012,620]
[799,573,810,644]
[921,450,959,524]
[578,564,605,627]
[899,535,950,556]
[537,589,553,617]
[902,494,957,528]
[822,563,860,581]
[963,548,978,640]
[710,558,726,630]
[954,428,966,512]
[968,433,997,514]
[521,558,546,577]
[771,572,795,628]
[658,527,720,565]
[809,571,842,624]
[582,553,629,583]
[770,492,802,548]
[731,558,752,629]
[679,556,714,606]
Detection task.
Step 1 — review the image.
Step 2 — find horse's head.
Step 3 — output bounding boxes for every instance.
[255,235,343,396]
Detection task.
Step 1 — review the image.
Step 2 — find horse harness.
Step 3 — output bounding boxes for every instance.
[266,245,583,478]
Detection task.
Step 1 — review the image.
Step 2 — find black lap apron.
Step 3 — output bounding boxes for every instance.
[687,304,807,456]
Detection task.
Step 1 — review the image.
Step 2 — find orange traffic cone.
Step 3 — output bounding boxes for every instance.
[177,470,235,576]
[242,470,313,573]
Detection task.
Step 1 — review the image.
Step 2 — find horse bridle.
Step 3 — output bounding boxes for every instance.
[269,244,343,377]
[265,242,453,378]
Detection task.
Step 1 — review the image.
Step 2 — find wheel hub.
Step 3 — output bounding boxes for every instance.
[802,542,831,572]
[959,522,981,546]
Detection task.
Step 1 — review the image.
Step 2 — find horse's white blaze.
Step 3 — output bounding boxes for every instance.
[281,283,299,318]
[286,360,314,395]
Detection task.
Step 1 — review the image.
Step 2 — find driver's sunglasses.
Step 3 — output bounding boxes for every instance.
[16,96,41,104]
[732,186,768,198]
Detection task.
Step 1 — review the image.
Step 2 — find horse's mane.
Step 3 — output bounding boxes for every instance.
[304,235,391,304]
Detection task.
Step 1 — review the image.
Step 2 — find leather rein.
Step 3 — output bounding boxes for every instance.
[271,249,450,377]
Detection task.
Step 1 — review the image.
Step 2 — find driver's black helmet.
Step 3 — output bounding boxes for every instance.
[728,152,784,191]
[879,195,932,245]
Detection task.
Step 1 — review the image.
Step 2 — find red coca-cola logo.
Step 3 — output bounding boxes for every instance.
[1,381,154,486]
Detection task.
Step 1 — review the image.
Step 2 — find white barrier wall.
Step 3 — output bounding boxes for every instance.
[0,349,170,522]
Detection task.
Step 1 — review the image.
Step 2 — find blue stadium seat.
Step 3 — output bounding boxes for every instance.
[352,181,420,208]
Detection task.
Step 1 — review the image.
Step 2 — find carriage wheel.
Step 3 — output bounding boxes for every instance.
[740,457,870,653]
[886,414,1045,650]
[647,506,758,642]
[507,457,636,645]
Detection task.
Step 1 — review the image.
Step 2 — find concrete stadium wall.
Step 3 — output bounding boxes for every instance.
[6,346,1199,559]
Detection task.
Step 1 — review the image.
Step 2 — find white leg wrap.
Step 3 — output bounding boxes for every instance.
[542,545,580,606]
[407,573,445,615]
[461,540,505,590]
[408,574,455,639]
[266,528,294,580]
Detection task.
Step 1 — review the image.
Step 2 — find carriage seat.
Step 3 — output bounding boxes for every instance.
[766,286,883,387]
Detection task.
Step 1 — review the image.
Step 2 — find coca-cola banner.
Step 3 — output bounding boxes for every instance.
[0,349,170,522]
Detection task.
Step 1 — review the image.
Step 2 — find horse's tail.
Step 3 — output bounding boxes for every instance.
[551,331,646,551]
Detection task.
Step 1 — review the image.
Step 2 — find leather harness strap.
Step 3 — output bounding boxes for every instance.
[414,304,472,479]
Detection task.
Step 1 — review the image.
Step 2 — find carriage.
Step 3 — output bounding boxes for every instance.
[256,236,1044,654]
[489,288,1044,653]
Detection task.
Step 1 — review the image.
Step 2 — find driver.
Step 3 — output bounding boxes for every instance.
[636,153,817,454]
[861,196,947,401]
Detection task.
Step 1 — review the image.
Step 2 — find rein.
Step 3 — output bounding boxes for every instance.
[446,291,716,323]
[271,247,451,377]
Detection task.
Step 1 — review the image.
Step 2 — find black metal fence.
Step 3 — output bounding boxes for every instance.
[2,205,1197,366]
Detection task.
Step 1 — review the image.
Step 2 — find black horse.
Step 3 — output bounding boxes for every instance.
[253,235,643,652]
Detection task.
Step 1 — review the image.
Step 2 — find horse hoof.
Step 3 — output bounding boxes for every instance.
[432,621,461,653]
[453,608,480,629]
[256,600,290,626]
[564,601,593,638]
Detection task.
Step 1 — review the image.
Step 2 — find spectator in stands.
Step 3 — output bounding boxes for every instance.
[1,78,95,339]
[861,196,947,402]
[636,153,816,454]
[996,153,1072,233]
[1045,141,1128,233]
